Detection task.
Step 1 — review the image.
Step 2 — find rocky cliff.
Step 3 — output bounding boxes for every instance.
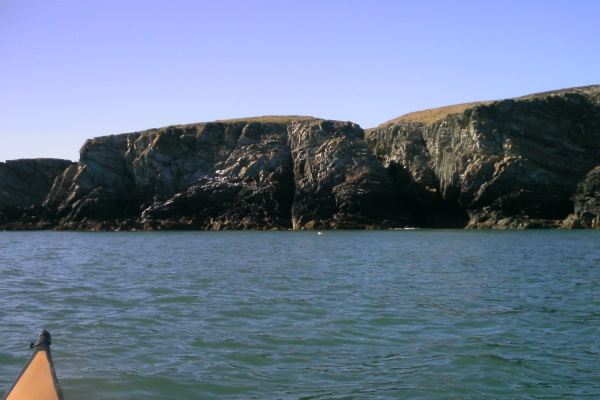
[1,85,599,230]
[561,167,600,228]
[0,158,75,227]
[32,117,408,230]
[365,85,600,228]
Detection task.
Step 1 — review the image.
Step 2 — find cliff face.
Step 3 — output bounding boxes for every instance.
[1,85,599,230]
[0,158,75,226]
[38,118,408,230]
[287,120,406,229]
[561,167,600,228]
[365,85,600,228]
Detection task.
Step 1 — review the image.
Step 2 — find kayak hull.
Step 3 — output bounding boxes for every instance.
[2,330,64,400]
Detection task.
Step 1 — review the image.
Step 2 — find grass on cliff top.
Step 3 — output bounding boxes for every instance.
[375,101,492,127]
[373,84,600,129]
[146,116,321,135]
[214,115,320,124]
[516,84,600,101]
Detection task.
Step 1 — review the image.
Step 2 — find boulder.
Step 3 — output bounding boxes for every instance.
[561,167,600,228]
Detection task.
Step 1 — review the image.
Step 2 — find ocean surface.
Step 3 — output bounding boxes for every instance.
[0,230,598,399]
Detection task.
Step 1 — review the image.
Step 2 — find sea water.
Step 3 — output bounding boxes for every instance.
[0,230,598,399]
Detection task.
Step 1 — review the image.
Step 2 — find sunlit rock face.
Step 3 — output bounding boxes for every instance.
[137,121,296,230]
[287,119,408,229]
[1,85,599,230]
[37,118,408,230]
[366,85,600,228]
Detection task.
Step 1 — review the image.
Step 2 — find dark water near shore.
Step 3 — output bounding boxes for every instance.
[0,230,598,399]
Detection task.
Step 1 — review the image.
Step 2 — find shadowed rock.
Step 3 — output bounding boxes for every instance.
[561,166,600,228]
[0,158,74,228]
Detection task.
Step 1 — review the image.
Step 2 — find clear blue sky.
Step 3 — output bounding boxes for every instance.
[1,0,599,162]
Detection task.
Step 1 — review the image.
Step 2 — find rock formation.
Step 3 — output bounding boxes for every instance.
[365,85,600,228]
[561,167,600,228]
[0,158,75,228]
[33,117,408,230]
[1,85,599,230]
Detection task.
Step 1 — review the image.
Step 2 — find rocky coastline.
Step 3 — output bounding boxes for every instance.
[2,86,599,230]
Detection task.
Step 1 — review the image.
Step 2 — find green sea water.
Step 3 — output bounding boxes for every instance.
[0,230,598,399]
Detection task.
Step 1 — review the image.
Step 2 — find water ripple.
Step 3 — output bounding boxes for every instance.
[0,230,599,399]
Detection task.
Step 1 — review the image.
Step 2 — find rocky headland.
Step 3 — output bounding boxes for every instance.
[366,85,600,229]
[1,85,599,230]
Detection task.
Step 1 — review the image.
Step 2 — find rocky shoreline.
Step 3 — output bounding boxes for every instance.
[2,86,599,230]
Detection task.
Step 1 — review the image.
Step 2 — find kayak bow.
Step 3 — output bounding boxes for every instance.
[2,330,64,400]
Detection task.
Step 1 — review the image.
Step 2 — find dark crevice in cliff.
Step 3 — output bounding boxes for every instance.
[286,148,297,229]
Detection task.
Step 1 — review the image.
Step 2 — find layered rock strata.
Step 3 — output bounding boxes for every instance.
[365,85,600,228]
[35,118,409,230]
[1,85,599,230]
[0,158,75,228]
[561,167,600,228]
